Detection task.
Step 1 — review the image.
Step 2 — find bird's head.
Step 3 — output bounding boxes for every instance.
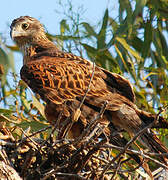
[10,16,47,46]
[10,16,56,63]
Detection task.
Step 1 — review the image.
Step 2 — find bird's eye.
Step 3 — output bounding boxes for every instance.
[22,23,29,30]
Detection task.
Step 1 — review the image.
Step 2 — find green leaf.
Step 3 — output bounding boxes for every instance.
[0,46,15,90]
[131,37,143,53]
[115,37,142,61]
[0,47,9,74]
[80,43,97,59]
[6,45,20,52]
[142,21,153,58]
[115,44,130,72]
[19,120,48,132]
[151,51,164,68]
[148,0,168,19]
[153,29,168,67]
[50,34,84,41]
[81,22,97,37]
[7,51,15,72]
[0,109,14,114]
[115,43,137,82]
[119,0,132,21]
[19,86,31,111]
[133,0,147,21]
[158,28,168,60]
[32,94,45,118]
[60,19,70,34]
[108,17,118,33]
[97,9,108,49]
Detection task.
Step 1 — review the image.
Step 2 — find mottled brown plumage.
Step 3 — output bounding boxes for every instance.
[10,16,168,163]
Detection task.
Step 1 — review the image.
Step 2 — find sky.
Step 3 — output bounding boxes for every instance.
[0,0,118,71]
[0,0,118,106]
[0,0,119,78]
[0,0,118,44]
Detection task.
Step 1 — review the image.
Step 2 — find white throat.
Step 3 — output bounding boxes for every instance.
[20,43,32,56]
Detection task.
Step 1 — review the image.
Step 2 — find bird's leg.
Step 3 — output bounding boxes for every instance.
[72,108,81,122]
[61,108,81,139]
[57,117,71,139]
[129,132,144,152]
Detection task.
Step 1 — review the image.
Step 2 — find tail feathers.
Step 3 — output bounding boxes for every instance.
[138,110,168,129]
[136,109,168,164]
[154,116,168,129]
[140,131,168,164]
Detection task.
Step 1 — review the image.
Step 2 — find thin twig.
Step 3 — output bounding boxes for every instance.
[93,153,144,174]
[18,126,52,147]
[78,61,95,110]
[42,171,88,180]
[75,136,107,174]
[110,156,123,180]
[28,126,52,138]
[99,144,168,169]
[101,144,168,158]
[19,128,40,150]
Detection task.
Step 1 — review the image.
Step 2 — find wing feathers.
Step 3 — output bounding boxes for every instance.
[21,56,135,110]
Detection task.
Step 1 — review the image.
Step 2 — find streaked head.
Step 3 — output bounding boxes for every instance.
[10,16,46,45]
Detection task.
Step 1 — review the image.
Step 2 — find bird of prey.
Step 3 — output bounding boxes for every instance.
[10,16,168,160]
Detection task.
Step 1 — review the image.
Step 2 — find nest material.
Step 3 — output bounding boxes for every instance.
[0,112,167,180]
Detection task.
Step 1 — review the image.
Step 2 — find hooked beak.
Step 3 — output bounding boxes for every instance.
[10,27,24,40]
